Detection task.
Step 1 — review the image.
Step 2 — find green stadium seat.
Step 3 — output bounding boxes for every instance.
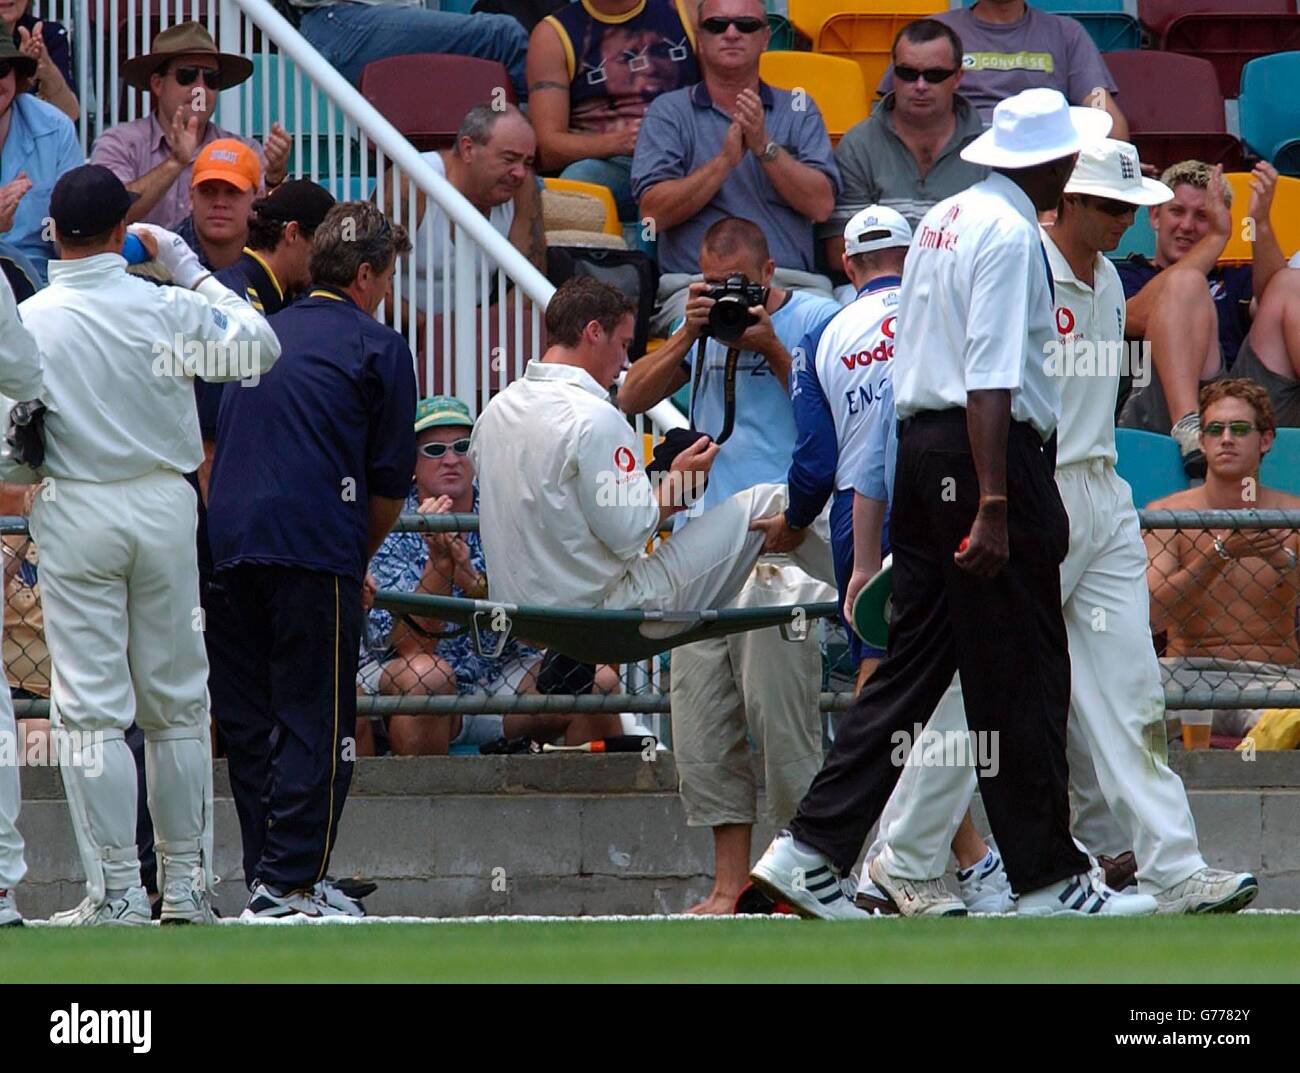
[1116,428,1189,509]
[1261,428,1300,495]
[767,12,796,51]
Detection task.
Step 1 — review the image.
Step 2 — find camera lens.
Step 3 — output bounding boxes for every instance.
[708,296,753,343]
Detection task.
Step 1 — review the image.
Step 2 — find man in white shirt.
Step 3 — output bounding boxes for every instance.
[0,272,44,928]
[472,276,832,620]
[750,90,1153,920]
[862,140,1259,917]
[18,165,280,926]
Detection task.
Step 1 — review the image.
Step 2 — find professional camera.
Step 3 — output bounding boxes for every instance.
[703,274,767,343]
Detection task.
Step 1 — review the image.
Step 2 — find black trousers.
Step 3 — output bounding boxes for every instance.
[788,409,1088,893]
[221,564,361,893]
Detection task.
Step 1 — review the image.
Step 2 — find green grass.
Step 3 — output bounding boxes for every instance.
[2,916,1298,983]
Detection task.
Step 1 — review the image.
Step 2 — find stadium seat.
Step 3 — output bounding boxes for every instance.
[1115,428,1189,509]
[787,0,944,46]
[542,177,621,237]
[1069,13,1142,53]
[1219,171,1300,265]
[1112,208,1156,262]
[1262,428,1300,494]
[767,13,795,51]
[1239,53,1300,175]
[814,12,927,99]
[1158,7,1300,99]
[1030,0,1125,10]
[1103,51,1243,173]
[758,52,869,144]
[359,54,517,151]
[1138,0,1292,40]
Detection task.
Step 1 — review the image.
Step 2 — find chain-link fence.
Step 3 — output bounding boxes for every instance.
[5,509,1299,748]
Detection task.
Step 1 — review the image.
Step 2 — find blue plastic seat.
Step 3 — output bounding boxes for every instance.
[1261,427,1300,495]
[1112,208,1157,262]
[1027,0,1125,11]
[1239,53,1300,174]
[1116,428,1189,509]
[1071,13,1142,52]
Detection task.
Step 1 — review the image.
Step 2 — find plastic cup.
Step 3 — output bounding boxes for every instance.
[1181,710,1213,751]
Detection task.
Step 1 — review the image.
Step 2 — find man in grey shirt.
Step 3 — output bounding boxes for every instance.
[823,18,987,293]
[879,1,1127,140]
[631,0,839,335]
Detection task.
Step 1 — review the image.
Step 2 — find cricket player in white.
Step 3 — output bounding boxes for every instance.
[0,274,45,927]
[862,141,1259,916]
[17,165,280,925]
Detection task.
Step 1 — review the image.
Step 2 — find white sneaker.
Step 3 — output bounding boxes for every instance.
[749,832,872,920]
[48,886,152,926]
[1155,868,1259,915]
[868,855,967,917]
[956,850,1015,914]
[160,868,218,925]
[316,880,365,918]
[1018,867,1156,918]
[0,888,22,927]
[241,881,357,920]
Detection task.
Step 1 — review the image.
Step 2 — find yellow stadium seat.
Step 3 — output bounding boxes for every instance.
[542,177,622,237]
[758,51,869,145]
[787,0,945,45]
[1218,171,1300,265]
[816,12,931,100]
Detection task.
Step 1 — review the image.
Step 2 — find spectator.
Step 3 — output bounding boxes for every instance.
[175,140,261,272]
[3,0,77,121]
[207,202,416,919]
[292,0,529,99]
[1146,379,1300,739]
[90,22,291,230]
[823,19,986,290]
[361,395,624,756]
[527,0,698,230]
[1234,265,1300,429]
[389,103,545,315]
[879,1,1127,139]
[619,217,838,914]
[0,35,82,283]
[632,0,840,336]
[1118,161,1285,474]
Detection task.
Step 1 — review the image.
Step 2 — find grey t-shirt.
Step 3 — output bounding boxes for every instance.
[879,4,1117,123]
[822,92,988,239]
[630,81,840,275]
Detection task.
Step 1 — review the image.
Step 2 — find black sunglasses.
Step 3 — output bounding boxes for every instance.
[172,65,223,89]
[894,65,959,84]
[1079,194,1135,218]
[700,16,768,34]
[0,60,17,80]
[419,437,471,459]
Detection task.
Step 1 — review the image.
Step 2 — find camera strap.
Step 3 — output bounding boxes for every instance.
[689,339,741,446]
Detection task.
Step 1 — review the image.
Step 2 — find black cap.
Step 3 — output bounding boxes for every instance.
[254,180,336,233]
[49,165,141,238]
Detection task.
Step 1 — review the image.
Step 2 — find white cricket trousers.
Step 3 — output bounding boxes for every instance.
[31,470,215,904]
[871,461,1205,894]
[0,641,23,890]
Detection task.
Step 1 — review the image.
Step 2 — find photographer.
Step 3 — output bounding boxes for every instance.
[620,217,839,915]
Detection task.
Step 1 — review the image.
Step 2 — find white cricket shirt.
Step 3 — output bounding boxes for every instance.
[893,171,1061,439]
[1041,226,1127,467]
[0,272,43,403]
[470,360,661,608]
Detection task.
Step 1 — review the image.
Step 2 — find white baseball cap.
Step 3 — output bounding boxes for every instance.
[843,205,913,254]
[961,88,1112,169]
[1064,138,1173,206]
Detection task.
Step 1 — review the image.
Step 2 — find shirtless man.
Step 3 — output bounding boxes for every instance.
[1146,379,1300,735]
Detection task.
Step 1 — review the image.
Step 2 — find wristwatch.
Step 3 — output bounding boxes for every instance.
[759,140,782,163]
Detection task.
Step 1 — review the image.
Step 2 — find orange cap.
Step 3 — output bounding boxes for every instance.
[191,139,262,192]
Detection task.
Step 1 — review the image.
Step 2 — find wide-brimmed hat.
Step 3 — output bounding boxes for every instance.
[1064,138,1173,206]
[961,88,1112,169]
[120,21,254,92]
[0,36,39,81]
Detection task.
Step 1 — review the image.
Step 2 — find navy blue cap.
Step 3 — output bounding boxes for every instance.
[49,164,142,239]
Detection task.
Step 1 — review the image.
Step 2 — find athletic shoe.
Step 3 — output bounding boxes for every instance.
[1098,851,1138,891]
[327,875,378,902]
[868,855,966,917]
[749,831,871,920]
[240,881,357,920]
[1170,412,1206,478]
[1154,868,1259,915]
[853,877,900,916]
[160,868,218,925]
[1018,868,1157,917]
[956,850,1015,914]
[316,879,366,918]
[48,886,152,926]
[0,888,22,927]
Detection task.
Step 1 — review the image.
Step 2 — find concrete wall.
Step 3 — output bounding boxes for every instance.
[13,751,1299,918]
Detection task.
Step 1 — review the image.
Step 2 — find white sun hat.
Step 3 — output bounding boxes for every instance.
[961,88,1113,169]
[1064,138,1173,205]
[843,205,913,254]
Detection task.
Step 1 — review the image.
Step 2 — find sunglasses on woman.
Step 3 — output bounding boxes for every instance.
[1202,421,1258,438]
[172,65,223,89]
[700,16,767,34]
[419,437,471,459]
[894,65,959,84]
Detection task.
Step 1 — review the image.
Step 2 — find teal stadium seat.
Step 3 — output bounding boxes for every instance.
[1028,0,1125,11]
[966,1,1139,52]
[1115,428,1189,509]
[1113,208,1156,261]
[767,13,795,51]
[1261,427,1300,495]
[1239,53,1300,177]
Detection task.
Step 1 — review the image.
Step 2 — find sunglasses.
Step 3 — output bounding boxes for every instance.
[1202,421,1259,438]
[894,65,958,84]
[0,61,14,80]
[418,437,471,459]
[700,16,768,34]
[1079,194,1135,218]
[172,65,223,89]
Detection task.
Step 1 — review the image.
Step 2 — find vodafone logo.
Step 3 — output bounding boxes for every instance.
[1055,307,1075,336]
[881,316,896,340]
[839,321,896,370]
[613,446,636,473]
